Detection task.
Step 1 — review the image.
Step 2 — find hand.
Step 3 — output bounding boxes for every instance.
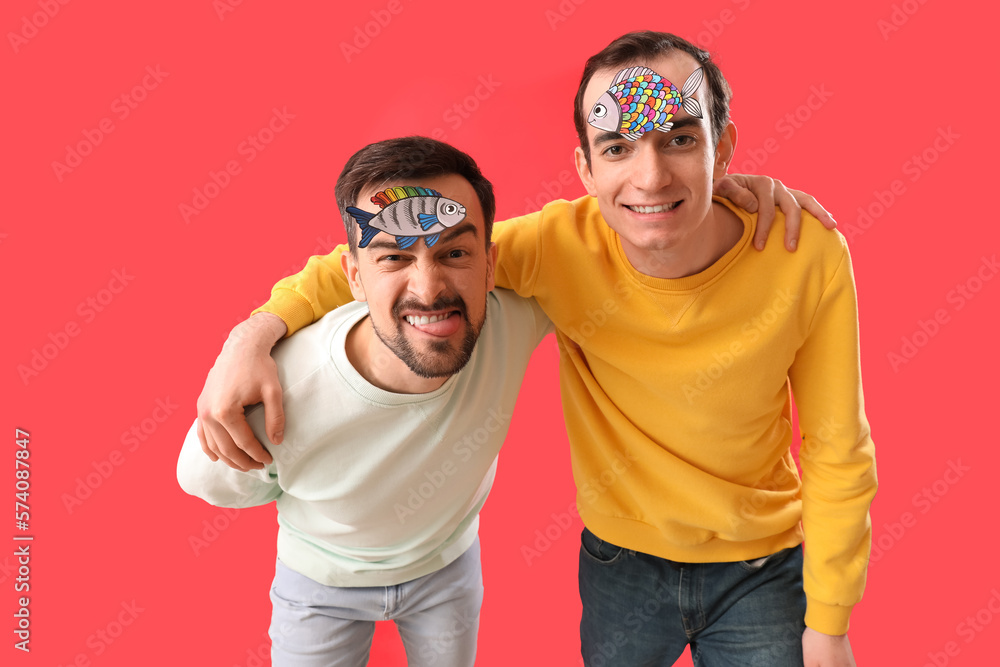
[196,312,288,471]
[802,627,857,667]
[714,174,837,251]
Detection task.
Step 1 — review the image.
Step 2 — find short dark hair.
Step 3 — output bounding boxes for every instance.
[335,136,496,253]
[573,31,732,165]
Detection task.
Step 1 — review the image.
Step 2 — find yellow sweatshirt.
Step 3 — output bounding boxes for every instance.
[254,196,877,635]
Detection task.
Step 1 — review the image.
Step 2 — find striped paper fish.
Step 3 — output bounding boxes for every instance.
[346,186,467,249]
[588,66,704,141]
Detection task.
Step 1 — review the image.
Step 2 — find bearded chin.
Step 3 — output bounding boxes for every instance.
[372,304,487,379]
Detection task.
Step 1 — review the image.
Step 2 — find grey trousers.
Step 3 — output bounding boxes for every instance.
[268,537,483,666]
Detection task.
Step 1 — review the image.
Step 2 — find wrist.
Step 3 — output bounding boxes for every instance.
[228,312,287,351]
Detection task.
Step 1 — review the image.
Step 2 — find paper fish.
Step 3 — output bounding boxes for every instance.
[346,186,467,249]
[588,66,704,141]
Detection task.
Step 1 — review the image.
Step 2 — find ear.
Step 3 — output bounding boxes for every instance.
[574,145,598,197]
[712,121,737,180]
[341,250,368,303]
[485,241,498,291]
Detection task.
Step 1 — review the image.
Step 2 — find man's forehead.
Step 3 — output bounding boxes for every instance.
[586,52,702,103]
[583,51,708,142]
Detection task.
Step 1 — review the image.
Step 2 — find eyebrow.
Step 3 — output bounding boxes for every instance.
[592,116,706,146]
[438,222,478,243]
[363,222,479,252]
[365,238,406,251]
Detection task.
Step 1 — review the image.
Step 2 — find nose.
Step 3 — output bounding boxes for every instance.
[629,140,673,192]
[407,258,449,305]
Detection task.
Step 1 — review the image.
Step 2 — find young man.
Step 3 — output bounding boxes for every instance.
[196,33,874,666]
[177,137,552,666]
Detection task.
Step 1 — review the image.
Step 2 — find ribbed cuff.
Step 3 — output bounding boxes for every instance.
[251,289,316,337]
[805,596,854,635]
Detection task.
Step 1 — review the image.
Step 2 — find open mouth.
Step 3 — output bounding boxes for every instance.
[402,311,462,336]
[404,313,454,325]
[625,201,681,214]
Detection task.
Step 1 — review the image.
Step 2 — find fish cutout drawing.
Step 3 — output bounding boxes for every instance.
[588,66,704,141]
[346,186,467,249]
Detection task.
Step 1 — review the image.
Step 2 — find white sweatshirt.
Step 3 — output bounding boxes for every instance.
[177,288,552,586]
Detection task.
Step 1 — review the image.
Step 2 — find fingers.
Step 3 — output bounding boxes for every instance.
[750,178,776,251]
[201,414,260,472]
[198,388,264,471]
[262,382,286,446]
[713,175,759,213]
[197,420,219,462]
[773,179,802,251]
[220,410,273,470]
[790,188,837,230]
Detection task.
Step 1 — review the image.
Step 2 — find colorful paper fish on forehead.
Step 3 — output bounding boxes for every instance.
[588,66,704,142]
[346,186,467,249]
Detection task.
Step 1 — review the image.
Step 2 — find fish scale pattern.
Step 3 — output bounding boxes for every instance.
[612,74,682,136]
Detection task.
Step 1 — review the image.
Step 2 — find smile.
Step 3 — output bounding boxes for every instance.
[626,202,680,213]
[401,310,464,338]
[404,312,458,326]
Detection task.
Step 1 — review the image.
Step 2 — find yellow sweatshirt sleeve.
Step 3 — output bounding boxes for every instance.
[492,211,545,297]
[251,244,354,336]
[788,238,878,635]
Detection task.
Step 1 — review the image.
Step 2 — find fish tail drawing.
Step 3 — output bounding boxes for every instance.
[347,207,381,248]
[680,68,704,118]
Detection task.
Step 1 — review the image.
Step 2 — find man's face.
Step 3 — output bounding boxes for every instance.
[574,51,735,260]
[344,173,496,379]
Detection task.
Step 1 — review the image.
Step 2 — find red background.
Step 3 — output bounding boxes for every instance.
[4,0,998,665]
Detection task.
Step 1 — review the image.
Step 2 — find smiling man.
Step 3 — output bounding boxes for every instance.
[177,137,551,666]
[192,32,875,667]
[556,37,876,667]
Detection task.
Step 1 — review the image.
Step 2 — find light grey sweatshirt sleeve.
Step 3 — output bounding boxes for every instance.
[176,419,281,508]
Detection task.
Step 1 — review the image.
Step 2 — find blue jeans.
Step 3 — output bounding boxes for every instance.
[579,528,806,667]
[269,537,483,667]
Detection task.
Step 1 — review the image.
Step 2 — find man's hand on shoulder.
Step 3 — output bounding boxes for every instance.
[802,627,857,667]
[196,312,288,472]
[714,174,838,252]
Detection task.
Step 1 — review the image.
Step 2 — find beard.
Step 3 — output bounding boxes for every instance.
[370,294,487,379]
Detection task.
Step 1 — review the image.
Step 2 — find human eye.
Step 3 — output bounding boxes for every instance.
[668,134,695,147]
[440,245,473,262]
[601,143,627,158]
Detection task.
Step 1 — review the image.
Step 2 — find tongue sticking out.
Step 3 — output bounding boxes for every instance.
[408,312,461,337]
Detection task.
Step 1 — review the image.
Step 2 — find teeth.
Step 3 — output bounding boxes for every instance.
[405,313,450,325]
[630,202,678,213]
